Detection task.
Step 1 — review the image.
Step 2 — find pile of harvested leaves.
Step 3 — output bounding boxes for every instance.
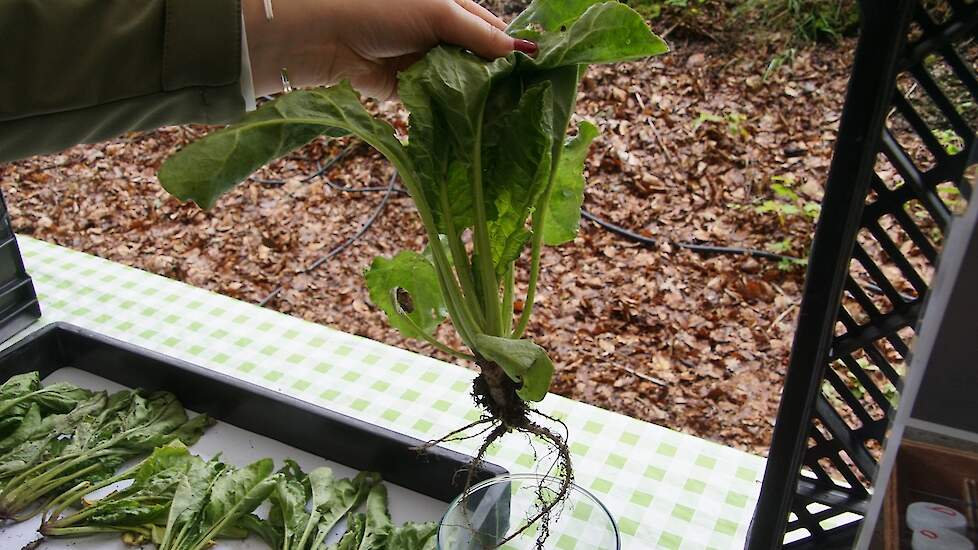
[2,373,439,549]
[0,372,211,522]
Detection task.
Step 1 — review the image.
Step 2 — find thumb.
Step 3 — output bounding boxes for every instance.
[435,3,535,59]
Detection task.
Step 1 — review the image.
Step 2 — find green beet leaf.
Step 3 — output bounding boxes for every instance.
[507,0,607,32]
[267,459,312,548]
[159,82,414,210]
[543,121,600,245]
[204,458,276,525]
[0,391,107,480]
[43,444,200,535]
[322,483,392,550]
[484,83,554,272]
[0,388,208,520]
[160,458,280,550]
[519,2,669,69]
[473,334,555,402]
[389,522,438,550]
[237,513,283,548]
[360,482,394,550]
[365,251,447,339]
[331,513,367,550]
[398,47,513,233]
[0,403,41,454]
[0,372,40,399]
[158,456,226,550]
[0,380,91,419]
[311,470,380,549]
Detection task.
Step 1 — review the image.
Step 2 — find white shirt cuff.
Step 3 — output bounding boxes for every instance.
[240,14,257,111]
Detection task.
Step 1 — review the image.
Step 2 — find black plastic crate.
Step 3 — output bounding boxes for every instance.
[0,191,39,343]
[748,1,977,548]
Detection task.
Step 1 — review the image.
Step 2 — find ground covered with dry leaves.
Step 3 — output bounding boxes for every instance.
[0,15,858,456]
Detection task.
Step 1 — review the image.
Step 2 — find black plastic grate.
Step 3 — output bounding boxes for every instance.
[747,1,978,548]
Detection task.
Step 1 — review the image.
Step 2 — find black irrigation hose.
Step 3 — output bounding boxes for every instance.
[247,143,913,307]
[580,210,802,263]
[580,212,922,302]
[258,172,398,307]
[323,178,409,195]
[249,143,809,309]
[251,143,358,186]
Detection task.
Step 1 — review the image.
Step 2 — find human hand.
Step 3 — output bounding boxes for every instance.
[242,0,536,100]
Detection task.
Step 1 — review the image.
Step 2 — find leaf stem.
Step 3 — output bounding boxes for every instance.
[469,103,501,336]
[42,525,140,537]
[438,182,486,331]
[501,263,515,335]
[396,311,476,362]
[395,175,482,349]
[512,153,562,339]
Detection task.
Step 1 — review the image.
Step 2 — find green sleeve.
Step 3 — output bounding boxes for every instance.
[0,0,246,163]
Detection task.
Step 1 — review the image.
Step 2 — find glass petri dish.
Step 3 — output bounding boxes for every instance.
[438,473,620,550]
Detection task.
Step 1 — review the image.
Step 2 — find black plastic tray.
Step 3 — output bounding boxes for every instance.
[0,322,505,503]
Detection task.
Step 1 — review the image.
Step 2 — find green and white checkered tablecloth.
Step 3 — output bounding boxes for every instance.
[11,236,765,549]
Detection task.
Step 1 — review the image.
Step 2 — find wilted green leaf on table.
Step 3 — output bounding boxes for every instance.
[0,381,90,419]
[238,513,283,548]
[159,82,413,210]
[0,391,107,479]
[311,471,380,549]
[0,372,39,402]
[158,459,282,550]
[473,335,555,402]
[332,513,367,550]
[389,522,438,550]
[39,443,198,537]
[268,459,311,548]
[169,414,215,448]
[205,458,276,523]
[112,392,191,451]
[543,121,600,246]
[365,251,447,340]
[80,444,196,527]
[359,482,394,550]
[0,372,56,439]
[32,384,93,414]
[158,456,226,550]
[129,442,197,487]
[0,403,41,453]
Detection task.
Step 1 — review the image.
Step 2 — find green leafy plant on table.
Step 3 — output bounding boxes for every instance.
[0,372,211,522]
[159,0,666,544]
[40,440,437,550]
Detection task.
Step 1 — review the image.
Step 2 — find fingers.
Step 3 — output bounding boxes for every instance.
[435,1,529,59]
[452,0,507,30]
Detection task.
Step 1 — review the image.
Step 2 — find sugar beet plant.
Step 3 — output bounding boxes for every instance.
[160,0,666,542]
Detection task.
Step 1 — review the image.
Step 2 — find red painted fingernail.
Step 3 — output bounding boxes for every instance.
[514,39,538,55]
